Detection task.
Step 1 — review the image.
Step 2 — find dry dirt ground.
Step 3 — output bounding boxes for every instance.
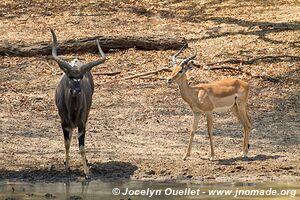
[0,0,299,183]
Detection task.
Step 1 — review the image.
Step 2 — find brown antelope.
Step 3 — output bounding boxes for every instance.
[50,29,106,177]
[167,45,251,161]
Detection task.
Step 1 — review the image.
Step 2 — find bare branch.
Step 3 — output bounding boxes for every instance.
[41,61,57,74]
[202,65,281,83]
[123,67,172,80]
[94,71,121,76]
[140,76,166,81]
[204,66,242,71]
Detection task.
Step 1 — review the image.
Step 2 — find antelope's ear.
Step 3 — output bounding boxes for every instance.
[186,60,194,70]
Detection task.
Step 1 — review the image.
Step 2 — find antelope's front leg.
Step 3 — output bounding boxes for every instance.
[183,113,201,160]
[62,122,72,172]
[78,125,90,178]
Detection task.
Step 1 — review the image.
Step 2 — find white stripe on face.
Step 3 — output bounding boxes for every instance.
[73,78,81,82]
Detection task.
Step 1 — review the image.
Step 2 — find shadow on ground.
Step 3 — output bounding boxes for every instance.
[90,161,138,181]
[217,154,283,165]
[0,161,138,182]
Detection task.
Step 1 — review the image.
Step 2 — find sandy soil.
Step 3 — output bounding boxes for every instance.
[0,0,299,183]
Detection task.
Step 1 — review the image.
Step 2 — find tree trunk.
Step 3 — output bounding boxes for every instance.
[0,35,187,56]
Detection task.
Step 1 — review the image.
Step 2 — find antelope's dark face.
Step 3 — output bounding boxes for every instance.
[68,76,83,96]
[66,59,84,96]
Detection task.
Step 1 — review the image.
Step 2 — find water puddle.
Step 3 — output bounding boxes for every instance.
[0,180,299,199]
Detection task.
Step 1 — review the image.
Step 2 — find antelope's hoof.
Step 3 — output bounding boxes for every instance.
[84,167,91,179]
[64,162,70,173]
[85,173,91,180]
[242,155,249,161]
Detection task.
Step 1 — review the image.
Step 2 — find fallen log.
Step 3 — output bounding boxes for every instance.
[0,35,187,57]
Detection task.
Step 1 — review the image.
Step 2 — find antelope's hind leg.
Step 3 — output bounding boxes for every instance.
[78,125,90,178]
[62,122,72,172]
[232,102,251,158]
[206,112,215,161]
[241,107,251,157]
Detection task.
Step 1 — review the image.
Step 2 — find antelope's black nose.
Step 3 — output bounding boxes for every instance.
[167,79,172,84]
[71,88,81,95]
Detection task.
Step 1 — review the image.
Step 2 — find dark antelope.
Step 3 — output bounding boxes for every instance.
[167,45,251,160]
[50,29,106,177]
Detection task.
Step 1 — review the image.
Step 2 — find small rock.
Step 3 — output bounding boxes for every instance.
[45,193,56,198]
[235,166,245,170]
[186,175,193,179]
[68,196,82,200]
[280,166,294,170]
[145,170,156,175]
[205,176,216,180]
